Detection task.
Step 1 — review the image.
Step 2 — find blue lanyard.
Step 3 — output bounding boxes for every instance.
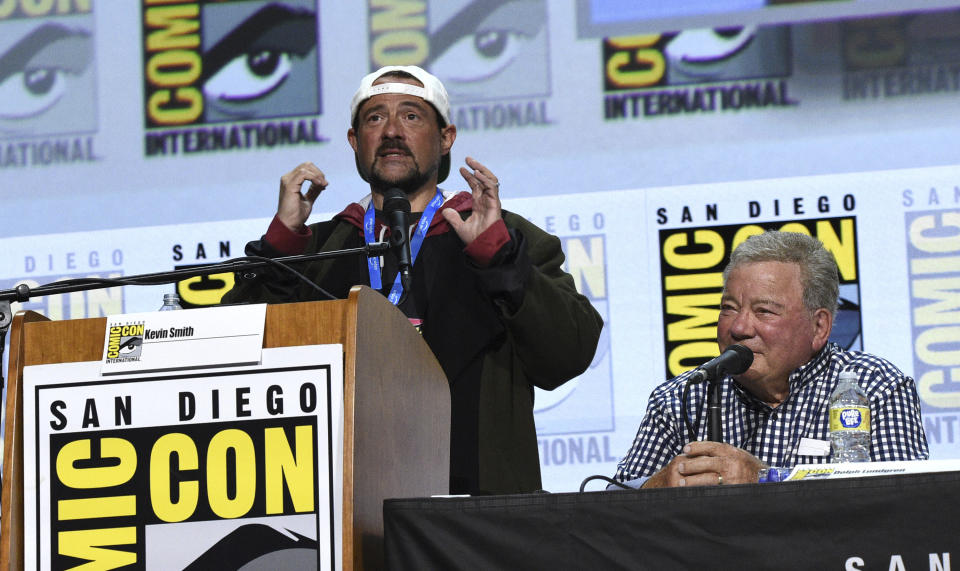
[364,189,444,305]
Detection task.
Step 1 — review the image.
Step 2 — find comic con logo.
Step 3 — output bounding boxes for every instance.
[0,1,97,167]
[602,26,796,119]
[659,217,862,378]
[49,417,320,567]
[366,0,552,130]
[841,11,960,100]
[106,322,144,362]
[141,0,324,155]
[906,209,960,414]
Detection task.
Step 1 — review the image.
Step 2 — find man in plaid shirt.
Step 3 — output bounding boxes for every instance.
[614,231,929,488]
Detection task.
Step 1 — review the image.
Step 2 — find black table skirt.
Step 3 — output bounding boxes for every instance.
[384,471,960,570]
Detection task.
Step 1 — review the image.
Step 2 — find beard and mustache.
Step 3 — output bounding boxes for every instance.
[357,139,440,195]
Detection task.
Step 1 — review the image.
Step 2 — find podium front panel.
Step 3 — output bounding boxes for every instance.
[22,345,343,570]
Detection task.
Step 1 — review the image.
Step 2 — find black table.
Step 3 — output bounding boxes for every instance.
[384,471,959,570]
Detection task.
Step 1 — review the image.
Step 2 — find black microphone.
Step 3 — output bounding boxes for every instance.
[382,188,413,294]
[691,345,753,443]
[687,344,754,384]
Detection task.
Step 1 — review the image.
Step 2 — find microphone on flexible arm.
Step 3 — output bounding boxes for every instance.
[382,188,413,294]
[686,344,754,443]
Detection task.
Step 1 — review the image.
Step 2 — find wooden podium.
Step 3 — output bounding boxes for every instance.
[1,286,450,570]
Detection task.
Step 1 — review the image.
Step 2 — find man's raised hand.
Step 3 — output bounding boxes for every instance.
[278,162,328,231]
[442,156,503,245]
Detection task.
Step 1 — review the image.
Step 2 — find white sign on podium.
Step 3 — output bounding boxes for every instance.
[23,344,344,570]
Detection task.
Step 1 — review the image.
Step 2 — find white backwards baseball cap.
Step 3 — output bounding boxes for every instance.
[350,66,453,182]
[350,65,452,126]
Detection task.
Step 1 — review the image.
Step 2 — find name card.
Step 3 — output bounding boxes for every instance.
[101,304,266,375]
[786,459,960,480]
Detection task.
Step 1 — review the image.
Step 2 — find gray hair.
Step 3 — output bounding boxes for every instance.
[723,231,839,315]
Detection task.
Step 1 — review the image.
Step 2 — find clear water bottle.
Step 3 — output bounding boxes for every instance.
[829,370,871,462]
[159,293,183,311]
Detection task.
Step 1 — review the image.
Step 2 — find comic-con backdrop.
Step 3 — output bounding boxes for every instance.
[2,1,960,494]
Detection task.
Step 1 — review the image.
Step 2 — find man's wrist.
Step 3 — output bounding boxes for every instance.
[265,215,311,255]
[463,219,510,267]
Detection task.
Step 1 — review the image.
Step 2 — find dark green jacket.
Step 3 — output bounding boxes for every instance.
[223,200,603,494]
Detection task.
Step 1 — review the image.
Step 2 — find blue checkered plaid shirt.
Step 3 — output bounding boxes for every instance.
[614,343,929,482]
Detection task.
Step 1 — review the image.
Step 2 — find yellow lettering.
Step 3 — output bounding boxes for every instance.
[150,433,199,523]
[19,0,53,16]
[668,341,718,377]
[58,528,136,569]
[146,49,201,87]
[2,0,91,17]
[731,225,765,252]
[917,369,960,408]
[370,0,425,31]
[107,327,121,359]
[663,230,725,270]
[912,278,960,326]
[664,272,723,291]
[178,273,234,307]
[565,236,606,298]
[119,325,143,336]
[910,213,960,254]
[371,30,428,66]
[605,35,664,89]
[58,496,136,520]
[148,87,202,124]
[666,293,721,341]
[56,438,136,489]
[815,219,857,281]
[207,429,256,519]
[912,255,960,274]
[145,5,200,51]
[265,425,315,514]
[915,326,960,366]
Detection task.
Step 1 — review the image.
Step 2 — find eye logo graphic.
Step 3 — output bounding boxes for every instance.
[200,1,318,123]
[368,0,551,104]
[106,323,145,362]
[428,0,549,101]
[143,0,319,128]
[118,335,143,357]
[663,27,761,84]
[181,524,319,568]
[0,20,96,138]
[604,26,791,92]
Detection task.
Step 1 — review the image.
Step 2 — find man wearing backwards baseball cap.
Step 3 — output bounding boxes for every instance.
[222,66,603,495]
